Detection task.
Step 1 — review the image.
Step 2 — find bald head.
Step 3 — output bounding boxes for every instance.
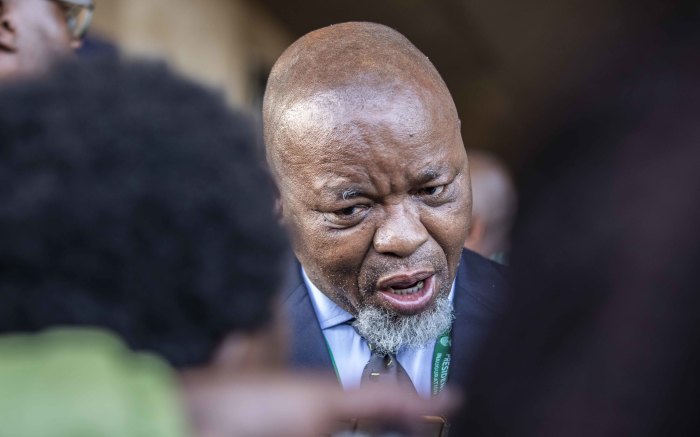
[263,22,460,178]
[262,22,471,332]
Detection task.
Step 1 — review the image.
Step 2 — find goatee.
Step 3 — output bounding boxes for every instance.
[352,295,454,355]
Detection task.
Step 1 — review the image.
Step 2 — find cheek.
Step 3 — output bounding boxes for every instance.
[283,203,373,274]
[313,227,375,275]
[20,5,72,47]
[0,56,20,79]
[423,200,470,260]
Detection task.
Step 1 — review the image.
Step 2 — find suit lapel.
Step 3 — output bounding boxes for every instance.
[281,260,334,371]
[281,250,507,390]
[449,249,508,390]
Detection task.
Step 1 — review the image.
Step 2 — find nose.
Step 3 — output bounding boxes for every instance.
[373,203,429,258]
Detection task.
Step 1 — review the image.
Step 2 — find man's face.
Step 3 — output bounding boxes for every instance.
[276,84,471,318]
[0,0,74,81]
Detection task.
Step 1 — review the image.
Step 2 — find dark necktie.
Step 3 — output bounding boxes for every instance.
[361,346,416,393]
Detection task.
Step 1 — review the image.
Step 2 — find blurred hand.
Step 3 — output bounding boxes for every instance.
[180,370,459,437]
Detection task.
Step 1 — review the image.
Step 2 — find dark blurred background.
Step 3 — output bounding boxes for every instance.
[87,0,686,173]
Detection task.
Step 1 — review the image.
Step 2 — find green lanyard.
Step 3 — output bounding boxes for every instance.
[324,330,453,397]
[430,331,452,396]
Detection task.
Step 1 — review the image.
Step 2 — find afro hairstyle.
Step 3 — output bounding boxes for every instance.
[0,56,288,368]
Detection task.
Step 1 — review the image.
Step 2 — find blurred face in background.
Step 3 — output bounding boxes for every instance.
[0,0,76,81]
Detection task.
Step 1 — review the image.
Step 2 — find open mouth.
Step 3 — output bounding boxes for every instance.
[388,279,425,295]
[375,271,436,314]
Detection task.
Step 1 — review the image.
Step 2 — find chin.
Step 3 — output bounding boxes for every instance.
[353,294,454,355]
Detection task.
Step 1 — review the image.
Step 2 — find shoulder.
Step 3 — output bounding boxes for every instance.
[0,329,187,437]
[455,248,510,314]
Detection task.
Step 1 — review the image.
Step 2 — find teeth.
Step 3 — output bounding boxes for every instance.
[389,280,424,295]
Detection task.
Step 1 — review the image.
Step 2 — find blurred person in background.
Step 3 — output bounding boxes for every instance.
[453,2,700,435]
[0,55,286,369]
[0,0,93,82]
[264,21,508,414]
[463,150,517,264]
[0,56,454,437]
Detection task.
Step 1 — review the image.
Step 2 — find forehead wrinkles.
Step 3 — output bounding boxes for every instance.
[269,77,464,203]
[274,84,449,168]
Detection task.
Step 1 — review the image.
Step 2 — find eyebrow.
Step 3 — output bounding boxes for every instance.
[327,167,450,201]
[414,168,442,185]
[340,188,362,200]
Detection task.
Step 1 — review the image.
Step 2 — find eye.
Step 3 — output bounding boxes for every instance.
[324,204,371,227]
[333,204,369,219]
[420,185,445,196]
[338,206,360,216]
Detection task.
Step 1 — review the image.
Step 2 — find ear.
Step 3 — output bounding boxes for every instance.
[269,177,286,226]
[464,215,486,252]
[274,197,284,225]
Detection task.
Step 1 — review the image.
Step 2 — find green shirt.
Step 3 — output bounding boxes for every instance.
[0,328,188,437]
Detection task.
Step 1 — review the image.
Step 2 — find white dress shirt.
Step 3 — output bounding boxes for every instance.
[302,268,455,398]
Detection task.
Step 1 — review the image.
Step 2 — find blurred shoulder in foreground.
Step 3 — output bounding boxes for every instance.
[0,329,188,437]
[455,5,700,436]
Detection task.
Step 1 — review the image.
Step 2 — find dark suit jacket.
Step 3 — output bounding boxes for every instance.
[281,249,509,391]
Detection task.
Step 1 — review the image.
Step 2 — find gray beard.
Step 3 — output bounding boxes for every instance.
[352,294,454,355]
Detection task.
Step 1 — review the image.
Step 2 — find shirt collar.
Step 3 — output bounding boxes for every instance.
[302,267,457,330]
[302,268,354,329]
